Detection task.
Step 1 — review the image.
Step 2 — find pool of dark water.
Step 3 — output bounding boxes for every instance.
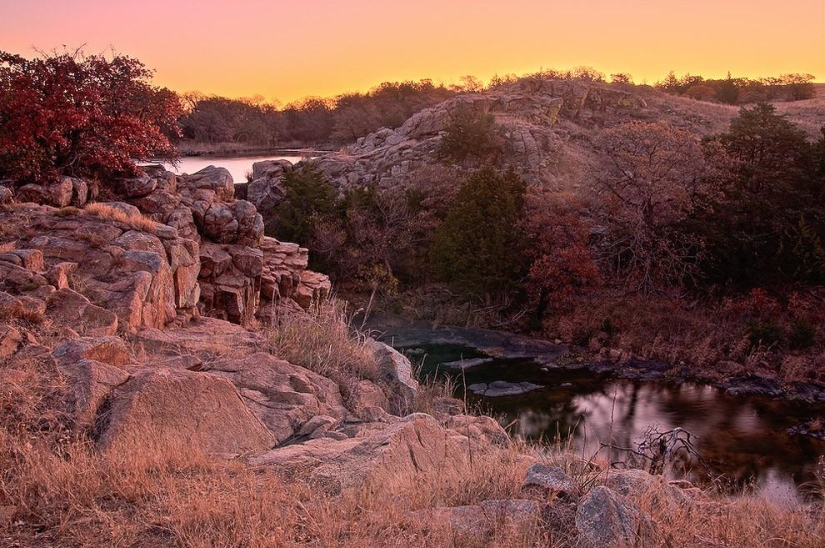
[399,340,825,505]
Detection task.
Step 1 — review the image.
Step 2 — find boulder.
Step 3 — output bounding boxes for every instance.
[246,159,292,211]
[15,179,73,207]
[46,288,119,336]
[67,176,90,206]
[52,336,131,368]
[98,369,275,455]
[0,325,22,360]
[134,317,270,360]
[117,172,156,198]
[366,339,419,407]
[575,486,655,548]
[519,463,576,500]
[443,414,510,447]
[466,380,543,397]
[307,413,467,493]
[60,358,131,428]
[179,166,234,201]
[0,260,48,293]
[207,353,347,443]
[10,249,44,272]
[414,499,541,541]
[0,185,13,204]
[250,414,469,495]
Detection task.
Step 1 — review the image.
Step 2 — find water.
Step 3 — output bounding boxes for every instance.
[402,341,825,504]
[166,154,309,185]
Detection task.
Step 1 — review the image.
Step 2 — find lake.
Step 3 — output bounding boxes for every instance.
[164,153,311,185]
[380,326,825,506]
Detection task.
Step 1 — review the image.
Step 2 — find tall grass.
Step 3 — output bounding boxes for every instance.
[266,298,381,382]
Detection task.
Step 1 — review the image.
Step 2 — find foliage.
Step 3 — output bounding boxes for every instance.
[655,71,816,104]
[330,80,455,143]
[0,49,181,184]
[267,164,338,247]
[593,120,717,293]
[439,106,504,162]
[281,97,336,144]
[180,94,281,146]
[522,190,600,317]
[695,105,825,288]
[430,167,527,302]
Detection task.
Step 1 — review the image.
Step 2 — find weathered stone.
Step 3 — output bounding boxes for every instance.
[118,172,157,198]
[207,353,347,443]
[199,242,233,278]
[134,317,269,360]
[45,262,78,290]
[520,463,577,500]
[179,166,234,201]
[575,486,650,548]
[67,176,90,206]
[0,325,22,360]
[230,246,264,277]
[61,358,131,428]
[0,291,23,319]
[0,185,13,204]
[16,179,72,207]
[130,189,182,222]
[366,338,419,407]
[10,249,44,272]
[444,414,510,447]
[98,369,276,455]
[310,413,466,492]
[52,336,131,367]
[47,288,119,336]
[466,380,543,397]
[0,261,48,292]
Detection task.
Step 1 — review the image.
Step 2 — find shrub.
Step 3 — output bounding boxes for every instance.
[439,106,504,162]
[0,49,181,185]
[788,319,816,350]
[430,167,527,303]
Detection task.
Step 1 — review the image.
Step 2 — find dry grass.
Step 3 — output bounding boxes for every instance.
[266,298,381,383]
[83,202,158,233]
[1,327,823,547]
[634,481,825,548]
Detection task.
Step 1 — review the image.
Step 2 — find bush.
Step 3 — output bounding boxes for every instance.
[0,50,181,184]
[788,319,816,350]
[430,167,527,302]
[439,106,504,162]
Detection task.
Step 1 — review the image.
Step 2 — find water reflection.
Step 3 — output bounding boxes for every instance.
[409,344,825,501]
[167,154,307,185]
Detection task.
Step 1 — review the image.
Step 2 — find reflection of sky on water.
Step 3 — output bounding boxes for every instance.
[167,155,305,185]
[408,343,825,503]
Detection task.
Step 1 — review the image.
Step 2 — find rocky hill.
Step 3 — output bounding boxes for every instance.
[232,79,821,208]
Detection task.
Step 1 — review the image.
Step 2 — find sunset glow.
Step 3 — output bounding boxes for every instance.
[2,0,824,103]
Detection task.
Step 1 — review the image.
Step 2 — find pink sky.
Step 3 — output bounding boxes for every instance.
[1,0,823,104]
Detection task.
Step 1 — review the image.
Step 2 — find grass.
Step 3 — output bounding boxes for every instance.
[82,202,158,233]
[1,298,823,547]
[266,298,381,383]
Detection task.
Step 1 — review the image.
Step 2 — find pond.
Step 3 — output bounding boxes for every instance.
[162,153,312,185]
[379,325,825,505]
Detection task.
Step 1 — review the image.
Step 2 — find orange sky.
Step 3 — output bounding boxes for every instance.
[1,0,823,104]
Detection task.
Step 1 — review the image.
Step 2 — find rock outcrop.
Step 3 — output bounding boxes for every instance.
[98,368,276,455]
[305,80,653,194]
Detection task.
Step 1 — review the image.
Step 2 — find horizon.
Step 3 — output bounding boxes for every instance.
[1,0,823,104]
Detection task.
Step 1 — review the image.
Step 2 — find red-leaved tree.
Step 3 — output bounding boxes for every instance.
[0,49,181,184]
[522,189,600,318]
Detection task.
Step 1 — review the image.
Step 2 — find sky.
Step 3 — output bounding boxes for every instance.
[1,0,823,105]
